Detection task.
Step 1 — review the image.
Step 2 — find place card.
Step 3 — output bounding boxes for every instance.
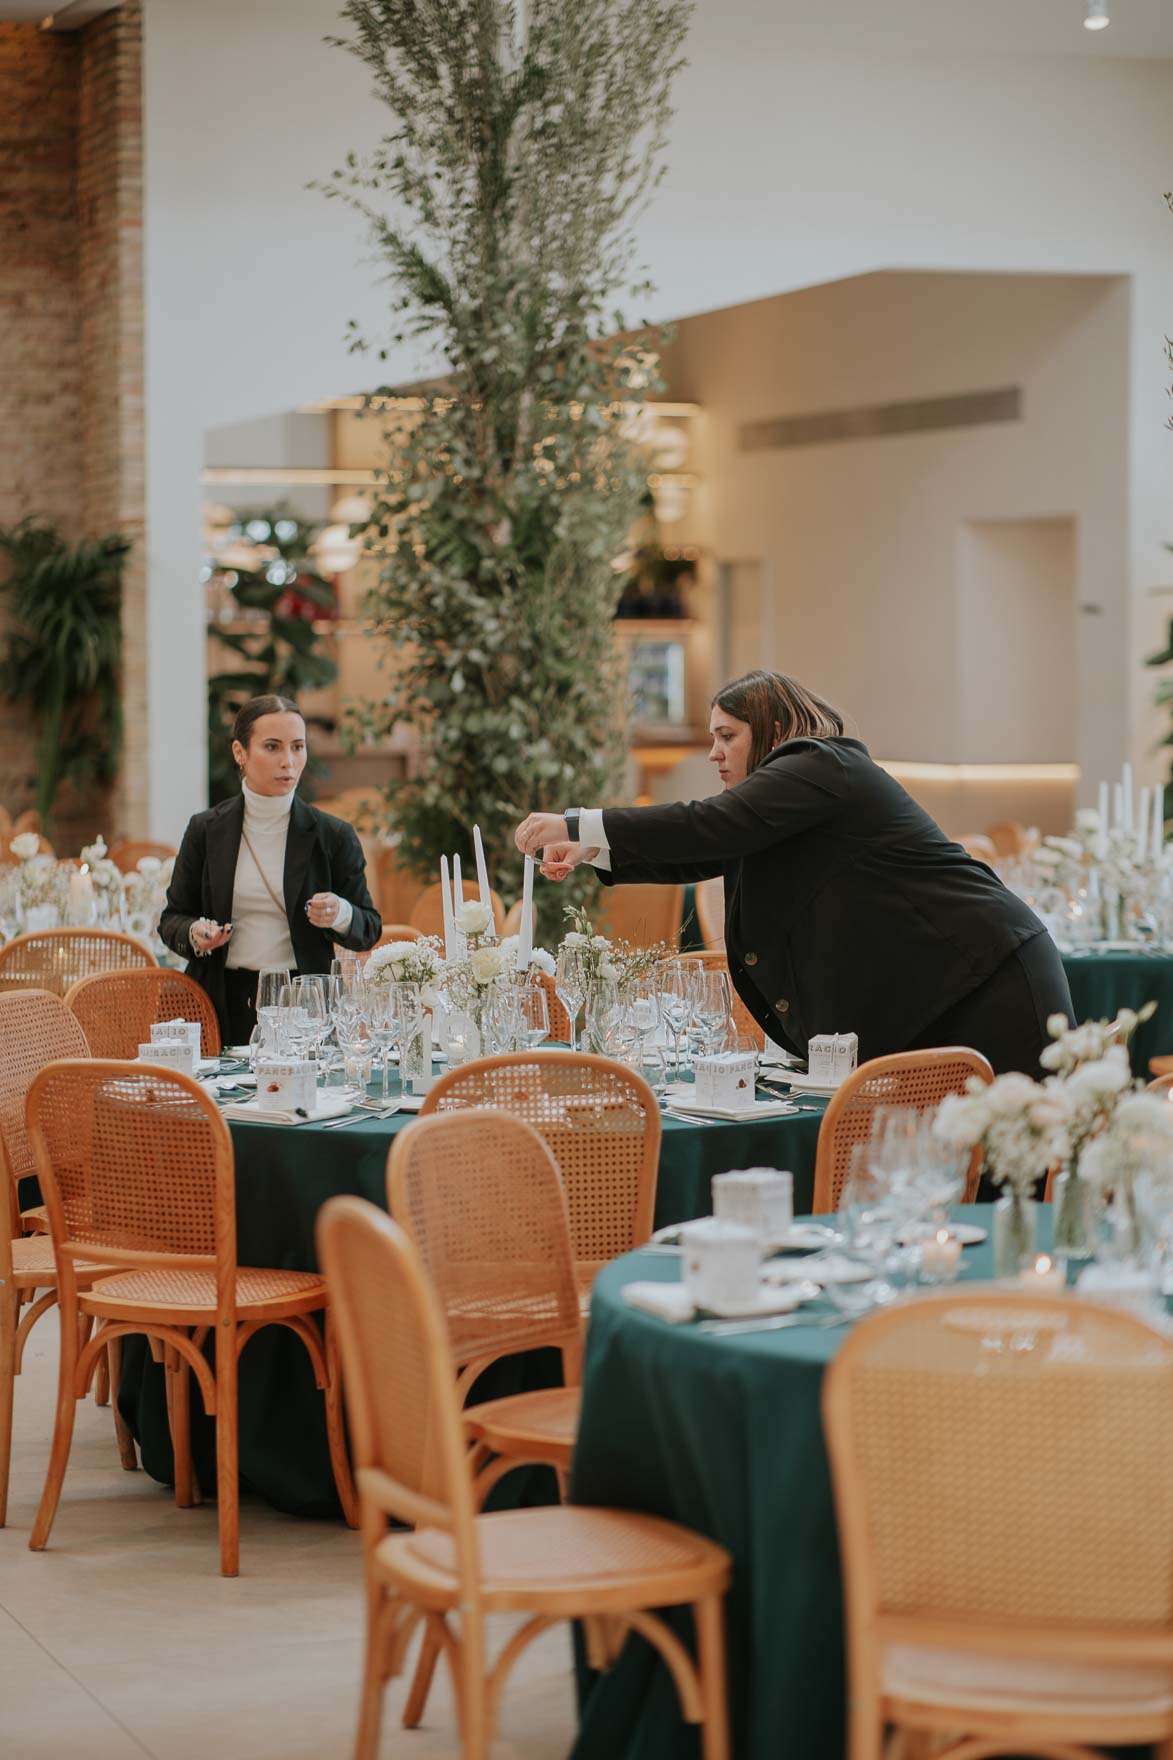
[151,1018,201,1060]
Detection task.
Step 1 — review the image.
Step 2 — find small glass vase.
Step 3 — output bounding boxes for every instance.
[401,1020,430,1092]
[1051,1167,1095,1262]
[993,1188,1037,1277]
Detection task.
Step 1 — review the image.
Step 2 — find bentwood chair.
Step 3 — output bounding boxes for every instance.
[0,993,133,1520]
[420,1053,661,1301]
[65,967,222,1059]
[502,899,523,938]
[596,882,683,950]
[677,951,768,1052]
[317,1195,732,1760]
[25,1060,357,1575]
[106,839,177,874]
[823,1289,1173,1760]
[410,878,506,938]
[0,928,156,996]
[694,875,725,951]
[812,1048,994,1214]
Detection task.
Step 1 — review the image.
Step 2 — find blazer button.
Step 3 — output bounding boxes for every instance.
[775,999,790,1015]
[744,952,758,967]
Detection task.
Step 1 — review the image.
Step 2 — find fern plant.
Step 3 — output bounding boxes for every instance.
[319,0,690,938]
[0,519,128,826]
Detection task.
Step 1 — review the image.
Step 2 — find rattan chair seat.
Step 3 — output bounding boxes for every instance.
[11,1235,107,1288]
[883,1644,1173,1717]
[379,1505,729,1612]
[464,1385,580,1468]
[81,1264,329,1324]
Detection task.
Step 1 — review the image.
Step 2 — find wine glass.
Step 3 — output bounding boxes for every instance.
[556,948,587,1053]
[255,965,290,1054]
[657,962,696,1083]
[331,953,363,990]
[483,979,523,1055]
[388,981,424,1085]
[694,969,734,1056]
[363,984,398,1101]
[518,984,550,1049]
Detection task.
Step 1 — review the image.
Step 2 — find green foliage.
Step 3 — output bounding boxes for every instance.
[319,0,690,939]
[0,519,128,826]
[206,508,339,803]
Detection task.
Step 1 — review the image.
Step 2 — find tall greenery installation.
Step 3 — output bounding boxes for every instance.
[321,0,690,937]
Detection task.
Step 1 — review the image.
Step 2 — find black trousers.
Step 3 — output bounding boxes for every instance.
[905,929,1073,1078]
[223,967,261,1047]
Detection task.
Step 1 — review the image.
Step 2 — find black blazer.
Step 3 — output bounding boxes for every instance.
[159,793,381,1031]
[597,736,1044,1064]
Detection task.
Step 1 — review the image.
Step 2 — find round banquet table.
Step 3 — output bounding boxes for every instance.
[569,1205,1043,1760]
[1061,948,1173,1075]
[115,1080,829,1516]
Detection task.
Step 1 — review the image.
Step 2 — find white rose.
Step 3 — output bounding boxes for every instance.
[529,946,556,977]
[455,899,492,935]
[10,833,40,861]
[135,856,162,876]
[562,931,588,948]
[598,960,619,981]
[470,945,506,983]
[1046,1013,1070,1039]
[1074,808,1100,832]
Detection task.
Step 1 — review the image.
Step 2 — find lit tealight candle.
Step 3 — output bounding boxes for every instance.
[920,1228,961,1282]
[1021,1253,1065,1294]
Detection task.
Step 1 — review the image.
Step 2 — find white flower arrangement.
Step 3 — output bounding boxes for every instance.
[1039,1003,1154,1075]
[364,936,443,1007]
[1080,1093,1173,1198]
[9,832,40,862]
[933,1073,1072,1198]
[15,856,68,913]
[499,934,556,978]
[557,903,670,988]
[454,898,493,937]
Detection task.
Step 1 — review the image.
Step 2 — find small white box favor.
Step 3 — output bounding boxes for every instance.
[693,1051,755,1111]
[137,1039,196,1078]
[808,1033,858,1083]
[680,1218,761,1314]
[255,1057,316,1112]
[713,1168,793,1240]
[151,1018,201,1060]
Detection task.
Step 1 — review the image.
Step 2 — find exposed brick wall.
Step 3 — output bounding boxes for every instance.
[0,7,145,846]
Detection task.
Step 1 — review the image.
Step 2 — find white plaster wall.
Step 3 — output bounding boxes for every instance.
[140,0,1173,833]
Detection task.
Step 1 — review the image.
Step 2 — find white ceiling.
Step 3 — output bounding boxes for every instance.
[4,0,1173,53]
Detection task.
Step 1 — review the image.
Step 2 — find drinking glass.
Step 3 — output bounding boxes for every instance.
[255,965,290,1053]
[330,953,363,990]
[556,948,587,1053]
[483,979,523,1054]
[388,982,424,1085]
[657,962,696,1082]
[363,984,398,1101]
[518,984,550,1049]
[694,970,734,1056]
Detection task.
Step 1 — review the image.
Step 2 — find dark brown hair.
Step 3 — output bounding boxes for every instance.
[231,694,302,752]
[712,671,844,774]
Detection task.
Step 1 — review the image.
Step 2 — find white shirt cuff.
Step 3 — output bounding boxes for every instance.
[333,897,354,936]
[590,848,612,873]
[579,808,608,850]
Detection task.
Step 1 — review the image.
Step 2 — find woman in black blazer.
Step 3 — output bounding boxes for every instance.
[516,671,1073,1076]
[160,695,381,1045]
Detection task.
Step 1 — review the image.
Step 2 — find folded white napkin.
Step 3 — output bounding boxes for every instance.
[221,1094,353,1127]
[621,1281,696,1322]
[765,1252,872,1285]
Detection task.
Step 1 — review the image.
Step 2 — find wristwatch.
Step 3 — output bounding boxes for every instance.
[564,808,581,843]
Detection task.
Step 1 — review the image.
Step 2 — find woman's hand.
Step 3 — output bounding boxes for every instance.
[306,891,343,929]
[191,918,232,954]
[539,842,600,881]
[515,813,567,858]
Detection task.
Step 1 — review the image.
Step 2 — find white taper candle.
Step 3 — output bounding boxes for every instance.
[473,824,492,914]
[1113,783,1124,832]
[517,856,534,969]
[453,853,465,953]
[1136,787,1150,864]
[1122,763,1134,834]
[440,855,455,960]
[1154,784,1165,865]
[1097,781,1109,857]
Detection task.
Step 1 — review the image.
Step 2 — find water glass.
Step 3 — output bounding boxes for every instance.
[657,962,696,1082]
[556,949,587,1053]
[518,984,550,1048]
[255,965,290,1051]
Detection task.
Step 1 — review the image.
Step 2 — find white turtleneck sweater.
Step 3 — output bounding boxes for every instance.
[224,782,352,970]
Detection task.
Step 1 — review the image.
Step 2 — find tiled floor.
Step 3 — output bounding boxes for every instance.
[1,1317,575,1758]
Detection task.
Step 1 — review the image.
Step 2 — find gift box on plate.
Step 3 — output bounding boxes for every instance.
[713,1168,793,1239]
[807,1032,858,1084]
[693,1051,755,1111]
[151,1017,201,1060]
[255,1057,316,1112]
[137,1039,196,1078]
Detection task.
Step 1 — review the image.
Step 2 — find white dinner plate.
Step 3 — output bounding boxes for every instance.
[765,1253,873,1285]
[780,1070,844,1097]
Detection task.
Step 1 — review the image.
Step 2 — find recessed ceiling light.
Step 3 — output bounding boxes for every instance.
[1084,0,1110,29]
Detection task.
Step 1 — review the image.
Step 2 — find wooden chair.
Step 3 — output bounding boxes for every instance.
[956,832,998,862]
[374,843,427,927]
[0,928,156,996]
[596,882,683,950]
[0,805,11,841]
[106,839,177,874]
[410,878,505,938]
[1147,1074,1173,1096]
[420,1052,660,1301]
[502,899,523,938]
[0,992,136,1520]
[25,1060,357,1575]
[694,876,725,950]
[64,967,222,1058]
[677,951,767,1052]
[374,923,424,946]
[12,809,41,836]
[823,1289,1173,1760]
[985,819,1029,857]
[316,1193,732,1760]
[1150,1055,1173,1080]
[812,1048,994,1214]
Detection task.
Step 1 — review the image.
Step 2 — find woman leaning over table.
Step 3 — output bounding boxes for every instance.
[515,670,1073,1077]
[159,694,381,1046]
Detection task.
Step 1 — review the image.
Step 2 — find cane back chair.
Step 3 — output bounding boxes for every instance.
[694,875,725,951]
[65,967,222,1059]
[813,1048,994,1214]
[0,993,132,1521]
[25,1060,357,1575]
[823,1289,1173,1760]
[596,882,684,950]
[106,840,177,874]
[419,1052,660,1300]
[0,928,156,996]
[317,1194,732,1760]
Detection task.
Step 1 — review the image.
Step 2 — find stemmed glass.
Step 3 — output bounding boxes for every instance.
[483,979,523,1055]
[556,948,587,1053]
[694,970,734,1058]
[363,984,398,1101]
[252,965,291,1060]
[517,984,550,1049]
[657,962,696,1083]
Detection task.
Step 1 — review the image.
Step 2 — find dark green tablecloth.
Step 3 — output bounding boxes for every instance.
[569,1205,1017,1760]
[1061,949,1173,1075]
[119,1083,827,1515]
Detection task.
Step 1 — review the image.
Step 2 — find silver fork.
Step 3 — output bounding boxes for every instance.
[696,1312,848,1337]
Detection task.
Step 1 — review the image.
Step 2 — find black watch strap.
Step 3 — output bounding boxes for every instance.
[564,808,581,843]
